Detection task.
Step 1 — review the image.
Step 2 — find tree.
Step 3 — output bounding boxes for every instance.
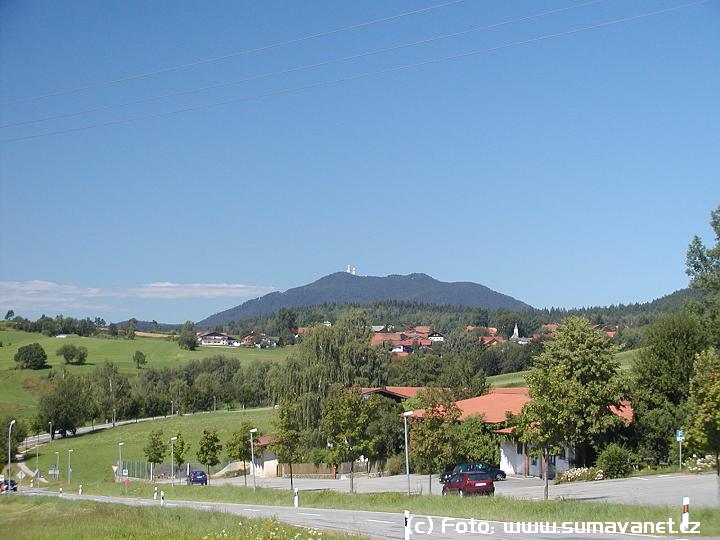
[320,386,379,493]
[274,308,298,346]
[409,389,460,494]
[123,318,137,340]
[453,414,500,465]
[144,430,168,475]
[687,348,720,476]
[133,350,147,369]
[92,362,132,426]
[173,432,190,474]
[75,346,88,365]
[225,422,254,487]
[270,401,304,490]
[687,205,720,292]
[197,429,222,482]
[0,417,27,463]
[5,310,14,320]
[178,321,197,350]
[107,323,118,337]
[55,344,88,365]
[14,343,48,369]
[36,372,95,437]
[516,316,626,499]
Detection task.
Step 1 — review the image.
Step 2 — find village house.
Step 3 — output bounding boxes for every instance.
[413,387,633,479]
[196,331,239,347]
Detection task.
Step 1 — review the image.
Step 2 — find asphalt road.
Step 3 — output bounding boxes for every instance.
[212,472,720,509]
[17,490,716,540]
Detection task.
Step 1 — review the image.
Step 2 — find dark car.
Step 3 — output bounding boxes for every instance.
[0,479,18,492]
[442,472,495,497]
[186,471,207,485]
[440,463,506,483]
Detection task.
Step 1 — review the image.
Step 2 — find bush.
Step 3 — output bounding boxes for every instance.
[556,467,604,483]
[596,443,632,479]
[385,453,406,476]
[686,454,717,473]
[14,342,48,369]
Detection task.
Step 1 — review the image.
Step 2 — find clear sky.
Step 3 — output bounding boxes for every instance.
[1,0,718,323]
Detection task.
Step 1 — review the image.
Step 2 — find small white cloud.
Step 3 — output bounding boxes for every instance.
[126,282,276,299]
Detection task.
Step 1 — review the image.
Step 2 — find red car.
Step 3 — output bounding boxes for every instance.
[441,471,494,497]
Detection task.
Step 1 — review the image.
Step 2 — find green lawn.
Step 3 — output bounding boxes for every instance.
[0,496,357,539]
[0,329,288,417]
[13,409,277,488]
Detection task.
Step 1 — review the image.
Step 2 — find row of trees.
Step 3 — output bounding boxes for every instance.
[32,356,275,438]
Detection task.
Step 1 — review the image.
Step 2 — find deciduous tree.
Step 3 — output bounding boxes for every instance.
[270,401,304,490]
[14,343,48,369]
[197,429,222,483]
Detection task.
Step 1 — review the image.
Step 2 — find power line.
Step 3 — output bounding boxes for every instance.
[0,0,467,107]
[1,0,710,145]
[0,0,606,129]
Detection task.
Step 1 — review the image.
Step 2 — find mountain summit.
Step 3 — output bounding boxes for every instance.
[196,272,531,327]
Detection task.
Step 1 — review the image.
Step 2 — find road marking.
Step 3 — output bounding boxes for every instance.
[633,477,648,481]
[243,508,259,511]
[298,512,321,517]
[367,519,394,524]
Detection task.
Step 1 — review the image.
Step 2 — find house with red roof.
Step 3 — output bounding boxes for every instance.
[413,387,633,478]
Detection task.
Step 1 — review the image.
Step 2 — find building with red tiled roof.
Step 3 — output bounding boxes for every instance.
[481,335,506,348]
[359,386,428,401]
[413,387,634,479]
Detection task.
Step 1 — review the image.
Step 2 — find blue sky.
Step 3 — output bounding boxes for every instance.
[1,0,718,323]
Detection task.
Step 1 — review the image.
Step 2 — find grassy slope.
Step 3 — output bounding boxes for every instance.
[489,348,640,388]
[0,329,288,417]
[14,409,277,487]
[0,497,355,540]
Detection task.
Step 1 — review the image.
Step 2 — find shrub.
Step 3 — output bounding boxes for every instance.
[14,343,48,369]
[686,454,717,473]
[556,466,604,483]
[385,453,406,476]
[596,443,632,479]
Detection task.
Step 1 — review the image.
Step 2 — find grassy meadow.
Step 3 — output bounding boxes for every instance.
[0,329,288,417]
[0,496,357,540]
[12,409,277,488]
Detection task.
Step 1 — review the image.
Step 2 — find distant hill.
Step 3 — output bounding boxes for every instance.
[197,272,531,328]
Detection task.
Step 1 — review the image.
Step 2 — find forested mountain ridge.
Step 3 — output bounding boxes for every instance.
[197,272,531,328]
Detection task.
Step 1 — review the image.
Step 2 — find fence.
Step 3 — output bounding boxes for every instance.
[117,459,229,481]
[277,459,386,479]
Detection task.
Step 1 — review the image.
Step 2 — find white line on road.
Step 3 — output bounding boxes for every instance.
[633,477,648,481]
[243,508,259,511]
[298,512,321,517]
[367,519,394,524]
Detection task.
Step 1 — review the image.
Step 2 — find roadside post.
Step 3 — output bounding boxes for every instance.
[675,429,685,470]
[681,496,690,532]
[293,488,299,508]
[78,484,83,495]
[160,490,165,506]
[404,510,410,540]
[153,486,158,500]
[59,487,63,497]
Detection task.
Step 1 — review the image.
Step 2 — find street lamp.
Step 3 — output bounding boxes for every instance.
[67,449,73,485]
[7,420,16,493]
[117,442,124,478]
[170,400,174,417]
[54,452,59,481]
[48,421,52,442]
[249,428,258,492]
[403,411,414,497]
[170,437,177,486]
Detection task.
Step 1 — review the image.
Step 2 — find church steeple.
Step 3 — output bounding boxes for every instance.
[512,323,519,340]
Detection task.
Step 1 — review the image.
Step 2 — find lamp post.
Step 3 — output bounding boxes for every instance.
[48,421,52,442]
[403,411,414,497]
[249,428,258,492]
[170,400,174,417]
[54,452,59,481]
[35,432,39,478]
[170,437,177,486]
[117,442,124,478]
[67,449,73,485]
[7,419,16,492]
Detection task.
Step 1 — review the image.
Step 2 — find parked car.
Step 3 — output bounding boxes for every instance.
[0,479,18,492]
[186,471,208,485]
[440,463,506,483]
[442,471,494,497]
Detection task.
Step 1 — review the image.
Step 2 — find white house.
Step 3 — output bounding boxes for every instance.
[428,331,444,343]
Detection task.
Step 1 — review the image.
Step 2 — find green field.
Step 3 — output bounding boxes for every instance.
[0,496,356,539]
[0,329,288,417]
[10,409,277,488]
[489,348,640,388]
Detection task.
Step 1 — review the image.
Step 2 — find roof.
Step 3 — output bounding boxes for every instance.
[414,387,634,425]
[255,435,273,447]
[197,331,229,338]
[359,386,427,400]
[414,326,431,335]
[370,332,403,346]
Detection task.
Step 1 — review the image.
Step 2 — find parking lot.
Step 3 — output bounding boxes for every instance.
[214,472,719,508]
